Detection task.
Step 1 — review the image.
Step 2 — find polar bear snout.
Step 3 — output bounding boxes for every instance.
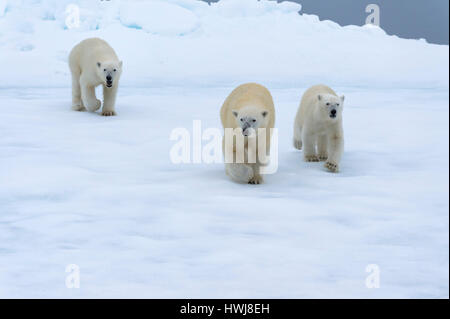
[106,75,113,88]
[241,122,251,136]
[240,121,256,137]
[242,127,255,137]
[330,109,337,118]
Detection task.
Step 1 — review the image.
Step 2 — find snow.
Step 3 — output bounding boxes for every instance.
[0,0,447,88]
[120,1,200,35]
[0,0,448,298]
[0,0,7,18]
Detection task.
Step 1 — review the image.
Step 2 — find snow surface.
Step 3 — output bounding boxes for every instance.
[0,0,448,298]
[120,1,200,36]
[0,0,447,89]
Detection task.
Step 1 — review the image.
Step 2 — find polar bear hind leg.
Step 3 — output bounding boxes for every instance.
[293,124,303,150]
[70,68,86,111]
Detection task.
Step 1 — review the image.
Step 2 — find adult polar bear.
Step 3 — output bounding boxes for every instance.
[293,84,345,172]
[69,38,123,116]
[221,83,275,184]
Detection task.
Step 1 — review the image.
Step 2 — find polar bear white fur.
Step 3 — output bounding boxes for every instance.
[220,83,275,184]
[69,38,123,116]
[293,84,345,172]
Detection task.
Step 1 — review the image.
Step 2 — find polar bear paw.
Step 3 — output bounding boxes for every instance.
[226,163,254,184]
[84,99,101,112]
[102,110,116,116]
[93,99,102,111]
[304,155,319,162]
[325,161,339,172]
[318,155,328,161]
[293,139,302,150]
[248,175,263,185]
[72,104,87,112]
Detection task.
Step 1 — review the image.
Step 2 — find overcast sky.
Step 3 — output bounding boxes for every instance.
[205,0,449,45]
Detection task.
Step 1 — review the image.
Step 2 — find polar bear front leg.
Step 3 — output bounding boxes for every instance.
[302,128,319,162]
[80,78,101,112]
[325,129,343,173]
[249,162,263,184]
[102,84,118,116]
[225,163,254,183]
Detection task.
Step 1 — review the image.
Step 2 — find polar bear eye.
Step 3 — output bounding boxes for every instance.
[337,103,340,106]
[252,119,256,122]
[114,69,117,72]
[240,118,244,122]
[326,103,330,106]
[104,69,106,72]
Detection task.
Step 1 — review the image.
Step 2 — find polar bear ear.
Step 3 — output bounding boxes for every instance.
[261,111,268,117]
[232,110,238,118]
[317,94,322,101]
[340,95,345,102]
[119,61,123,68]
[97,62,101,68]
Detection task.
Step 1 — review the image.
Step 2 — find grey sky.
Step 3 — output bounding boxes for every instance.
[205,0,449,45]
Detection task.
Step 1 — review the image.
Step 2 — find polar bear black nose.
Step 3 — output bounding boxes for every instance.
[106,75,112,81]
[331,109,336,115]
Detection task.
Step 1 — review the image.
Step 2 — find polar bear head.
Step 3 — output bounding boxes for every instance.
[232,106,269,137]
[317,93,345,121]
[96,61,123,88]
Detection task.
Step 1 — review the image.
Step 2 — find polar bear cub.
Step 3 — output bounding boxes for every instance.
[69,38,123,116]
[220,83,275,184]
[293,84,345,172]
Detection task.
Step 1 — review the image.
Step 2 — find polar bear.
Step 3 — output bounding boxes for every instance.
[220,83,275,184]
[293,84,345,172]
[69,38,123,116]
